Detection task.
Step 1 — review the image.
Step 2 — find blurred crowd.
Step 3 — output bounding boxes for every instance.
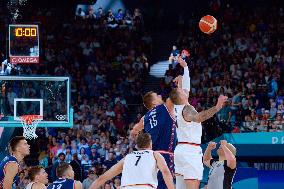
[0,0,282,188]
[165,3,284,137]
[2,5,152,189]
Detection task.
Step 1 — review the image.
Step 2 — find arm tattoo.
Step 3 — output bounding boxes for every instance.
[182,105,218,123]
[182,105,198,122]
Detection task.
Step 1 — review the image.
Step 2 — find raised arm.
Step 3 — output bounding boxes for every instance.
[182,95,228,123]
[154,152,175,189]
[178,56,190,95]
[220,140,236,169]
[3,162,19,189]
[89,159,124,189]
[130,117,144,137]
[203,142,216,168]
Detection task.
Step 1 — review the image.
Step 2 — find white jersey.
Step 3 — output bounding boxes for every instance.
[26,182,35,189]
[121,150,158,188]
[174,104,202,144]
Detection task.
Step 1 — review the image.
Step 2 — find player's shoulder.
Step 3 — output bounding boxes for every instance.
[3,160,19,171]
[74,180,83,189]
[32,182,47,189]
[183,104,197,112]
[3,155,17,162]
[153,151,165,162]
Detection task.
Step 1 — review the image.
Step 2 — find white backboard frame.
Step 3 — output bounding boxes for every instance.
[14,98,43,121]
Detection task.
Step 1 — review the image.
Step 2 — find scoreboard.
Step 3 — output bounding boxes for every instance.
[9,24,40,63]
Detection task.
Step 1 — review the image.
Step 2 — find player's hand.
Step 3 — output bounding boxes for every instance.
[130,128,139,139]
[208,142,217,150]
[216,95,228,110]
[173,75,183,88]
[220,140,228,146]
[178,56,187,67]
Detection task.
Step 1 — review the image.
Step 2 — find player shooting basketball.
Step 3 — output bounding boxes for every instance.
[0,136,30,189]
[131,51,191,188]
[169,57,228,189]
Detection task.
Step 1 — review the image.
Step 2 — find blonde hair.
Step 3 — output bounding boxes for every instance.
[143,91,155,110]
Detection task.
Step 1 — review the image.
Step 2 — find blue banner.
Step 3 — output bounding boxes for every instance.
[223,132,284,144]
[203,132,284,157]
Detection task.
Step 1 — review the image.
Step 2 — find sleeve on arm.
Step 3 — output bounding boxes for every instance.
[182,66,190,91]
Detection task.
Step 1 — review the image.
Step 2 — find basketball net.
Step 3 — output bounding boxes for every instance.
[20,115,43,140]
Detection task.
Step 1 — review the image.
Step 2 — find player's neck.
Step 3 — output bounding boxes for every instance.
[60,176,71,180]
[12,152,25,162]
[138,148,150,151]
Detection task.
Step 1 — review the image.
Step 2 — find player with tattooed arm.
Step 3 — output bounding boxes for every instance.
[169,57,228,189]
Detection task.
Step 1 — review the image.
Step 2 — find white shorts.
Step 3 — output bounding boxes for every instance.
[121,186,155,189]
[174,144,204,180]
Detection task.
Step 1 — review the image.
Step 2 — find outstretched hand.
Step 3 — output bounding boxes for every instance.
[178,56,187,68]
[130,127,139,139]
[216,95,228,110]
[220,140,228,148]
[208,142,217,150]
[173,75,183,88]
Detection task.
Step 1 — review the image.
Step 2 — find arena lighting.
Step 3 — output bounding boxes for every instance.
[150,60,171,78]
[93,0,125,13]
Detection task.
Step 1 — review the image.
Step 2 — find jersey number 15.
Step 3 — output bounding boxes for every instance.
[149,110,157,128]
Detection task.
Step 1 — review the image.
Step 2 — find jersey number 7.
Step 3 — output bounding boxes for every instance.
[135,155,142,166]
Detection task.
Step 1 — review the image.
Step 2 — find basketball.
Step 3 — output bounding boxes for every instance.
[199,15,217,34]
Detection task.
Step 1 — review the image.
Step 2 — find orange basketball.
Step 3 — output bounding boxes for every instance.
[199,15,217,34]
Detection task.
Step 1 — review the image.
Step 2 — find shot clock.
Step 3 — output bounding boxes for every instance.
[9,24,40,63]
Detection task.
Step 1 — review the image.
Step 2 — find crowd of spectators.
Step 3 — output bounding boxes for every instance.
[166,3,284,138]
[0,3,152,189]
[0,0,283,188]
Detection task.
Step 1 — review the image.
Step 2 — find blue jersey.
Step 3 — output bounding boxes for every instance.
[144,104,177,152]
[0,155,20,189]
[47,178,75,189]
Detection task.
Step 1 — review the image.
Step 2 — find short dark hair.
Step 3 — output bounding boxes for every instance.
[56,162,71,177]
[136,132,151,149]
[58,152,66,158]
[9,136,26,152]
[143,91,155,110]
[28,166,43,181]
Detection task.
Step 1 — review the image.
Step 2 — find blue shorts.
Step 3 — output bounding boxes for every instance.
[157,153,174,189]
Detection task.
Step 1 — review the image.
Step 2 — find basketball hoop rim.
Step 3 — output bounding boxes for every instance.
[20,115,43,124]
[20,115,43,139]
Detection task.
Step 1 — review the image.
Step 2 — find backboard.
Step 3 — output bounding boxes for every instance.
[0,76,72,127]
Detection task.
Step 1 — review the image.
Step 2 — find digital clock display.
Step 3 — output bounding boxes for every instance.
[9,24,40,63]
[15,27,37,37]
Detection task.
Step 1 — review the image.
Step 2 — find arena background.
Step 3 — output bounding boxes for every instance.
[0,0,284,188]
